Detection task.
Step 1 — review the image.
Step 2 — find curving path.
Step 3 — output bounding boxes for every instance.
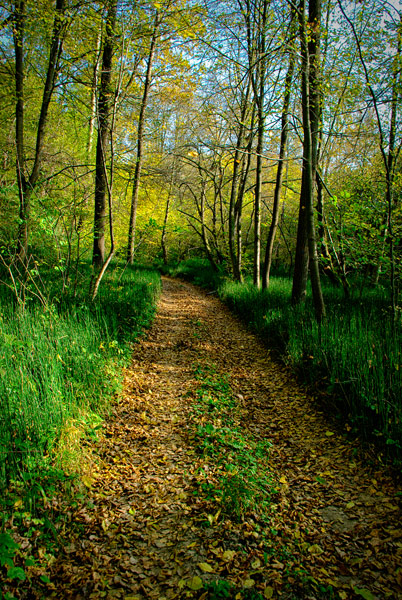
[49,277,402,600]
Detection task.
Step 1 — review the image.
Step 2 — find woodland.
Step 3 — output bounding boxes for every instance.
[0,0,402,598]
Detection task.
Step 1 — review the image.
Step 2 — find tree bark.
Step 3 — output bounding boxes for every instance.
[13,0,66,259]
[13,0,27,258]
[92,0,118,268]
[228,78,251,281]
[87,27,102,158]
[127,10,159,265]
[296,0,326,322]
[252,0,268,288]
[291,0,322,308]
[262,7,296,289]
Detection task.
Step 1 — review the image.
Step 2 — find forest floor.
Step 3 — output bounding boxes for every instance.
[46,277,402,600]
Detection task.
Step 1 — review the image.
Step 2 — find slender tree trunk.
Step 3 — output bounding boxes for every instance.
[161,165,176,265]
[92,0,118,268]
[252,0,268,288]
[291,168,309,304]
[292,0,322,308]
[253,112,263,288]
[161,193,170,265]
[339,4,402,317]
[385,17,401,316]
[200,180,218,271]
[127,11,159,265]
[87,28,102,158]
[13,0,66,259]
[262,8,296,289]
[297,0,326,322]
[229,78,251,281]
[31,0,66,186]
[13,0,27,258]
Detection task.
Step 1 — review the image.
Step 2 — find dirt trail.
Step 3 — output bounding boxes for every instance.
[51,277,402,600]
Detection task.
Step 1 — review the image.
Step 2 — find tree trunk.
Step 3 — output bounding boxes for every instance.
[13,0,66,259]
[13,0,27,258]
[385,17,401,316]
[87,27,102,158]
[262,7,296,289]
[297,0,326,322]
[228,78,251,281]
[92,0,118,268]
[127,11,159,265]
[161,192,170,265]
[291,167,310,304]
[292,0,322,308]
[200,180,218,271]
[252,0,268,288]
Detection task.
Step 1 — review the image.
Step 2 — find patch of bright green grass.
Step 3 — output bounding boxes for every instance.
[190,363,273,522]
[0,264,161,491]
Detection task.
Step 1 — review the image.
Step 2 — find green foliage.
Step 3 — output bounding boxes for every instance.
[204,578,234,599]
[161,258,227,289]
[0,264,161,491]
[191,363,273,522]
[0,533,19,569]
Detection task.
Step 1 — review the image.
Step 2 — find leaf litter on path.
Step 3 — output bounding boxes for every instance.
[46,278,401,600]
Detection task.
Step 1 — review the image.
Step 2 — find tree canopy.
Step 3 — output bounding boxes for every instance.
[0,0,401,310]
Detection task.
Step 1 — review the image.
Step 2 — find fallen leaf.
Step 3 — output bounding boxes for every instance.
[198,562,214,573]
[222,550,236,561]
[353,588,376,600]
[188,576,203,591]
[308,544,324,555]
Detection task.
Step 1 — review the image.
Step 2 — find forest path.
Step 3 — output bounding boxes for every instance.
[51,277,402,600]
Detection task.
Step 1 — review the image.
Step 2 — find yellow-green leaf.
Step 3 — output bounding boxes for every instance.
[222,550,236,561]
[308,544,324,555]
[198,562,214,573]
[187,576,203,591]
[353,588,376,600]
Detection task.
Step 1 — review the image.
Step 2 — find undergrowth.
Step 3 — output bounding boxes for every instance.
[159,257,226,290]
[0,262,160,598]
[190,363,273,523]
[219,278,402,463]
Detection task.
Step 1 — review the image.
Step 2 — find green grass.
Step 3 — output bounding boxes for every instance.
[190,363,274,523]
[0,263,161,491]
[0,261,161,597]
[219,278,402,462]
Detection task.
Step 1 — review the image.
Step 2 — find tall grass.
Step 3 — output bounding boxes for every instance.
[0,264,161,490]
[219,277,402,461]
